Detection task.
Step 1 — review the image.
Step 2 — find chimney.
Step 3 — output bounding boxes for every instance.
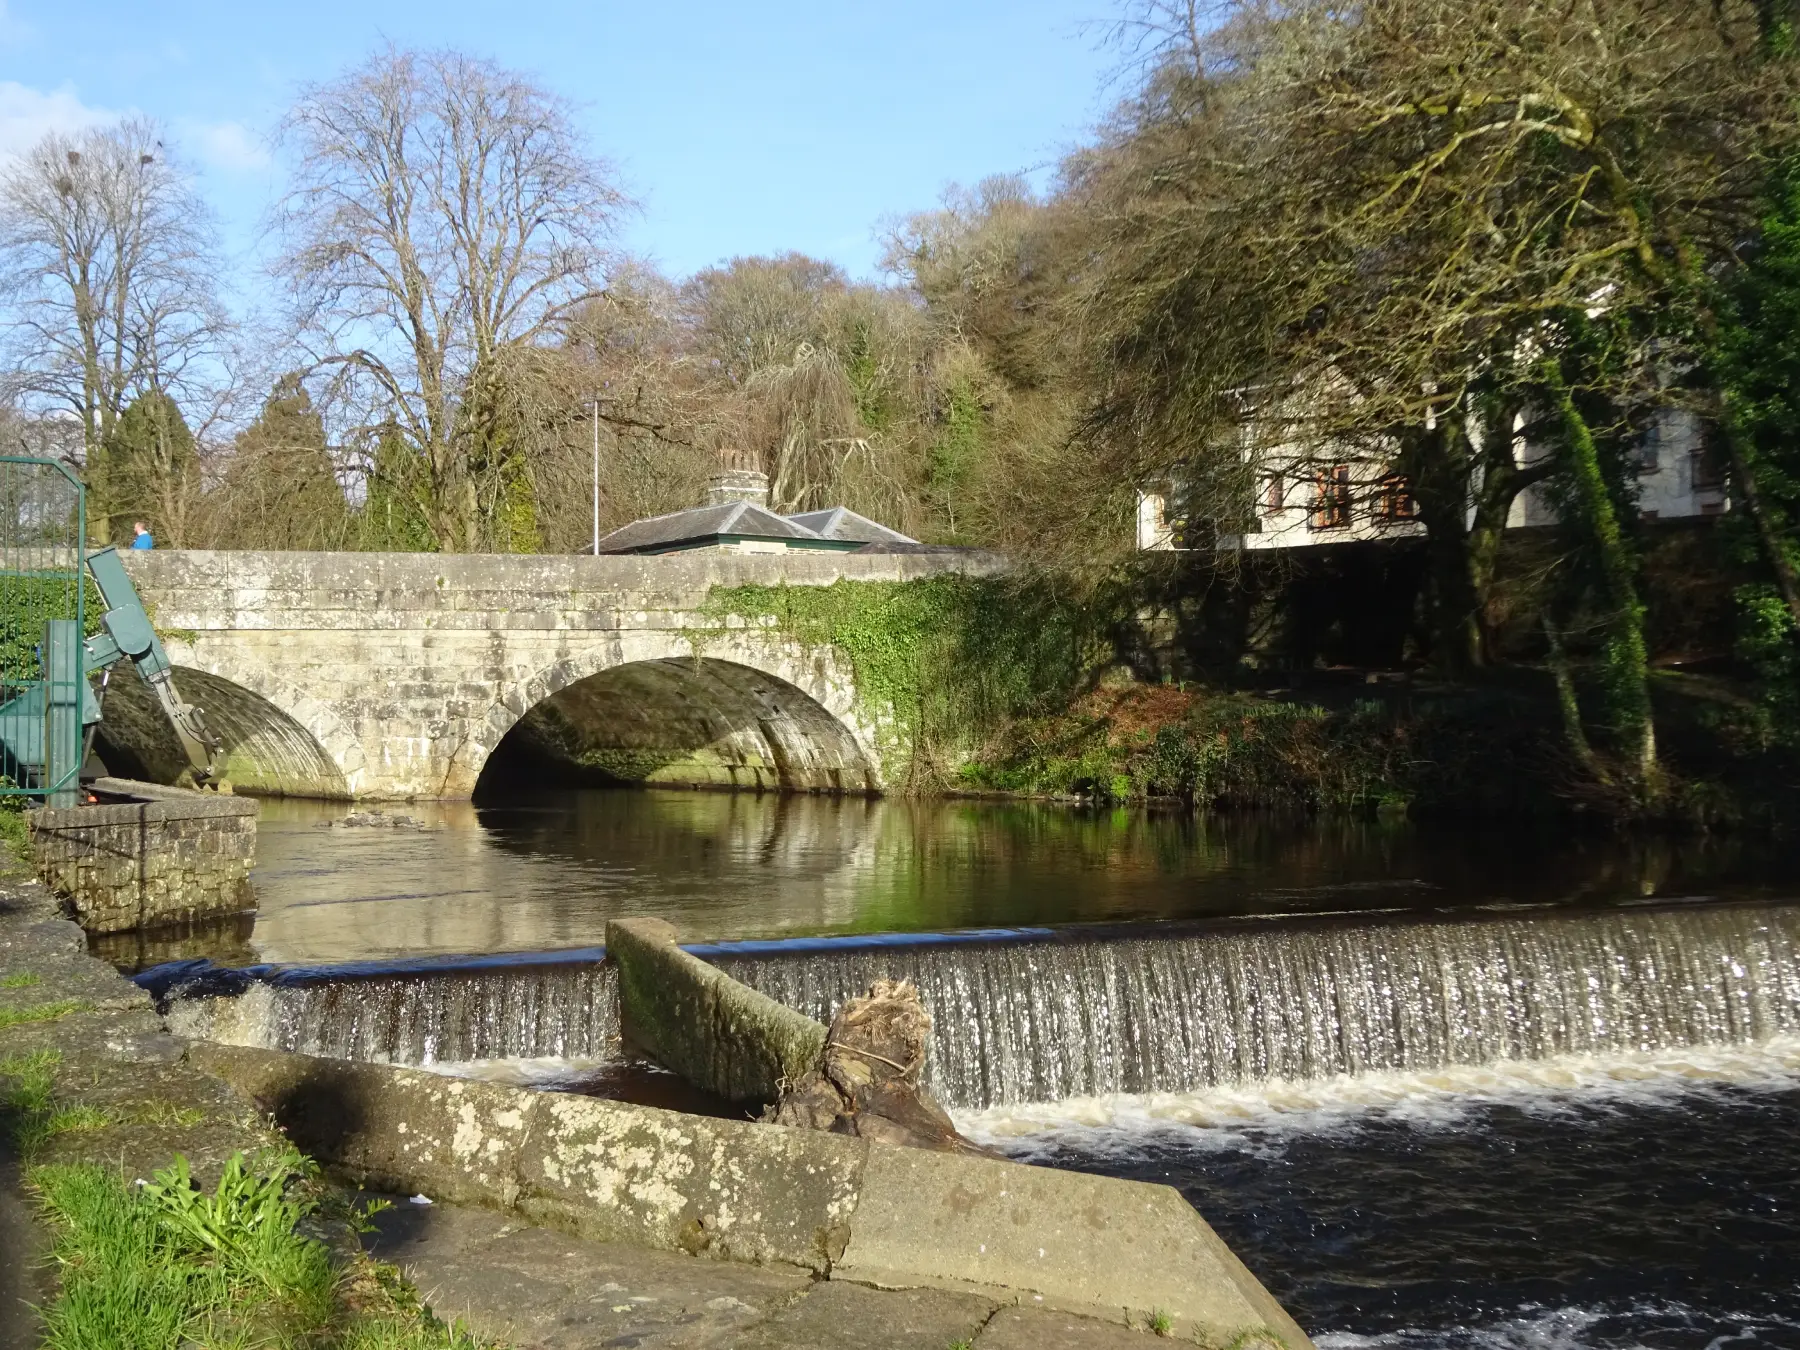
[706,467,770,508]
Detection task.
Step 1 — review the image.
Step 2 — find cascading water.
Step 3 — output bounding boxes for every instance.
[719,903,1800,1107]
[169,902,1800,1111]
[179,962,620,1066]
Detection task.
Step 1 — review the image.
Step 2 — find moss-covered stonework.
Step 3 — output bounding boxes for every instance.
[698,575,1112,791]
[607,917,827,1107]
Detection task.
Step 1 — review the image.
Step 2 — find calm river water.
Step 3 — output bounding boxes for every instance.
[125,788,1800,1350]
[101,787,1800,968]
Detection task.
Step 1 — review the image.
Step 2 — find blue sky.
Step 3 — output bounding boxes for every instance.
[0,0,1121,297]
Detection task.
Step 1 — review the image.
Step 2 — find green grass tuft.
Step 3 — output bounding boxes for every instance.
[0,803,31,870]
[24,1102,114,1152]
[1150,1307,1174,1337]
[0,971,40,988]
[122,1100,208,1128]
[0,1048,59,1117]
[0,998,90,1031]
[30,1149,494,1349]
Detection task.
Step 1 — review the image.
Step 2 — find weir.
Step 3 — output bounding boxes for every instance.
[170,901,1800,1111]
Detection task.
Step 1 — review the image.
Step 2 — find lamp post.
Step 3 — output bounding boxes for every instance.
[591,401,600,556]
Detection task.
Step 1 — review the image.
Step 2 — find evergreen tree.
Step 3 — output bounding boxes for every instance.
[215,374,349,548]
[1717,160,1800,628]
[358,423,436,552]
[90,389,199,546]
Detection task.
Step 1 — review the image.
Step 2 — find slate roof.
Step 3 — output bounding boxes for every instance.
[595,500,856,555]
[784,507,918,545]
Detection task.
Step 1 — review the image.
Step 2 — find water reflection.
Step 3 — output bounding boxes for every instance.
[100,788,1800,968]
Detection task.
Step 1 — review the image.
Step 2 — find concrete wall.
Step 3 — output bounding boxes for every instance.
[29,777,257,934]
[122,549,1004,800]
[609,917,827,1106]
[190,1042,1315,1348]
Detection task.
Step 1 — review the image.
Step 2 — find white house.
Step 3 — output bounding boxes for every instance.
[1137,406,1726,552]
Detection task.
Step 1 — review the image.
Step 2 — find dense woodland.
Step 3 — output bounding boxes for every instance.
[4,0,1800,820]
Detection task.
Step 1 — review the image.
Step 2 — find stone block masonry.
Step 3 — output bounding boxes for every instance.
[119,548,1006,800]
[28,776,257,934]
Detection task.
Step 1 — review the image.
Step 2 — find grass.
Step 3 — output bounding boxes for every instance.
[1,1047,59,1119]
[0,998,89,1031]
[1,1054,211,1157]
[0,971,40,988]
[1150,1308,1174,1337]
[0,802,30,871]
[5,1052,489,1348]
[1216,1328,1290,1350]
[31,1150,493,1349]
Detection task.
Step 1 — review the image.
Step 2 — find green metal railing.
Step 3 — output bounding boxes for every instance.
[0,457,87,804]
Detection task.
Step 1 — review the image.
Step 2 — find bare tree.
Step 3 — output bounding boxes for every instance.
[680,254,851,382]
[274,46,630,551]
[0,118,227,477]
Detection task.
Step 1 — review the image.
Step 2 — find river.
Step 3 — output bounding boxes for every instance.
[130,788,1800,1349]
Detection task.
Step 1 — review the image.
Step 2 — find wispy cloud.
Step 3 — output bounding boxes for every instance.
[0,80,116,160]
[187,119,270,173]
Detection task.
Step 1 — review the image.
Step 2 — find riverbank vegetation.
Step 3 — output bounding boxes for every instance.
[2,0,1798,825]
[706,564,1799,829]
[0,1050,486,1350]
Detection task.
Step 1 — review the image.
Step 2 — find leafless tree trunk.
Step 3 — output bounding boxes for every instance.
[274,46,630,551]
[0,118,226,475]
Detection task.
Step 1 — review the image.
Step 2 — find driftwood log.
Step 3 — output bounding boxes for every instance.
[766,978,995,1155]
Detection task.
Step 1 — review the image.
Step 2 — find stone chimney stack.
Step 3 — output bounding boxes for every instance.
[706,467,771,508]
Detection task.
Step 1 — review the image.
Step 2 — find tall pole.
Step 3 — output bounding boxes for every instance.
[591,401,600,556]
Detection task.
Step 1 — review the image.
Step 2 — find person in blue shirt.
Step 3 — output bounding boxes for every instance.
[130,521,153,550]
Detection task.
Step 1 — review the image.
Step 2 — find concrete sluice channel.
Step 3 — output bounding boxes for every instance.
[158,900,1800,1111]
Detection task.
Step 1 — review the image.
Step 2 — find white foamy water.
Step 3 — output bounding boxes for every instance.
[1313,1301,1800,1350]
[956,1036,1800,1150]
[420,1055,622,1092]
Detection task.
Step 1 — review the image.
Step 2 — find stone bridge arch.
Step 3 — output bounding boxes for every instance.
[94,660,357,799]
[467,630,886,799]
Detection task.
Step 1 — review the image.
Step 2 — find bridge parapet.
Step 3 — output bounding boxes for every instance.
[116,549,1004,800]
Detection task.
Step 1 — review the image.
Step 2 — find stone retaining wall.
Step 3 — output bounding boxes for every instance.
[28,777,257,934]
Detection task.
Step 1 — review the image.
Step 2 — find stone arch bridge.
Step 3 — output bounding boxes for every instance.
[109,550,998,801]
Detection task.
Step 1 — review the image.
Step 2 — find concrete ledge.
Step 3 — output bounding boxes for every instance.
[192,1041,866,1270]
[187,1043,1315,1347]
[608,917,827,1106]
[29,777,257,934]
[838,1143,1310,1347]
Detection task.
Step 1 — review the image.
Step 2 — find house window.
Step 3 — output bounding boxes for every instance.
[1265,473,1285,513]
[1376,471,1417,523]
[1690,443,1723,495]
[1309,465,1351,530]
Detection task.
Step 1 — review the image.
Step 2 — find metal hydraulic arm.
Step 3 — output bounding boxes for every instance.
[81,546,220,785]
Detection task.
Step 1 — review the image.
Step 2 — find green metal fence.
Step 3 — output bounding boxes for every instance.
[0,457,87,804]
